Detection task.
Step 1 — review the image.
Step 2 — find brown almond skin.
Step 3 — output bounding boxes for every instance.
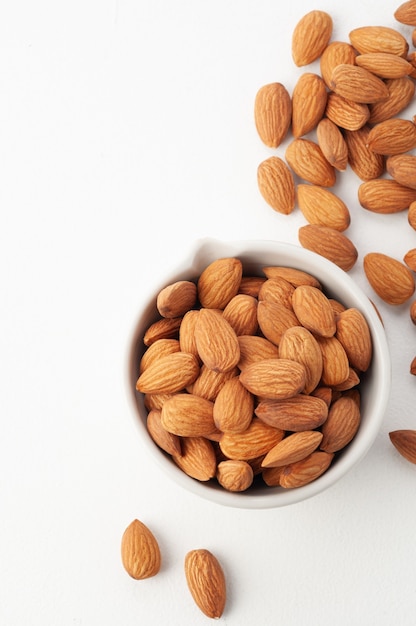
[197,257,243,309]
[291,285,337,338]
[358,179,416,214]
[297,184,350,231]
[367,119,416,155]
[292,10,333,66]
[184,549,226,619]
[279,451,334,488]
[335,308,373,372]
[143,316,182,346]
[368,76,415,124]
[291,72,328,138]
[316,118,349,171]
[216,460,254,492]
[188,364,238,401]
[389,430,416,464]
[254,82,292,148]
[261,430,324,468]
[386,154,416,190]
[298,224,358,271]
[285,138,336,187]
[279,326,323,394]
[320,41,357,87]
[194,308,240,373]
[239,358,306,400]
[325,92,370,131]
[213,376,254,434]
[136,351,200,394]
[320,395,361,453]
[349,25,409,57]
[344,126,385,181]
[223,294,259,336]
[363,252,415,305]
[146,409,182,456]
[237,335,279,371]
[156,280,197,318]
[330,64,390,103]
[404,248,416,272]
[219,417,285,460]
[255,395,328,432]
[257,300,300,346]
[172,436,217,481]
[161,393,216,437]
[257,156,296,214]
[263,266,321,288]
[121,519,161,580]
[355,52,413,78]
[258,277,295,309]
[315,335,350,387]
[139,338,180,373]
[408,201,416,230]
[394,0,416,26]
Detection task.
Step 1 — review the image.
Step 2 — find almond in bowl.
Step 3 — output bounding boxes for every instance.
[126,239,391,509]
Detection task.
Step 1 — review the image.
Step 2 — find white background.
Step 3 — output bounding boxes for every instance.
[1,0,416,624]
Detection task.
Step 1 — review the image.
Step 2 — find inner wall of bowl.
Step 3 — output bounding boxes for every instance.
[128,239,390,508]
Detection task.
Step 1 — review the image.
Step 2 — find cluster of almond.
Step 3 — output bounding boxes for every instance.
[255,4,416,312]
[136,257,373,492]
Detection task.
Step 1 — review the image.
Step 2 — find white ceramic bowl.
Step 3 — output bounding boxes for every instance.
[126,239,391,509]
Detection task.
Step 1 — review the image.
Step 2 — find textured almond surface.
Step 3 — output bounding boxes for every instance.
[279,451,334,488]
[239,358,306,399]
[255,395,328,431]
[316,118,349,171]
[121,519,161,580]
[363,252,415,304]
[330,64,390,103]
[279,325,323,394]
[291,285,337,337]
[257,156,296,214]
[291,72,327,138]
[197,257,242,309]
[184,549,226,618]
[389,430,416,464]
[136,351,200,394]
[292,10,333,66]
[298,224,358,271]
[349,25,409,56]
[194,308,240,373]
[297,184,350,231]
[285,138,336,187]
[261,430,324,468]
[254,82,292,148]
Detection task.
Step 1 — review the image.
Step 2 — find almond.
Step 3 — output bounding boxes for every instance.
[368,76,415,124]
[172,436,217,481]
[194,308,240,373]
[213,376,254,433]
[408,200,416,230]
[320,395,361,453]
[320,41,357,88]
[136,351,200,394]
[386,154,416,190]
[315,335,350,387]
[238,275,266,297]
[279,325,323,394]
[291,285,336,337]
[297,184,350,231]
[257,300,300,346]
[329,64,390,103]
[363,252,415,304]
[344,125,385,181]
[285,138,336,187]
[121,519,161,580]
[367,118,416,155]
[262,266,321,289]
[258,277,295,309]
[197,257,242,309]
[349,25,409,57]
[355,52,413,78]
[261,430,324,468]
[222,294,258,336]
[184,549,226,619]
[143,392,174,411]
[216,459,254,491]
[389,429,416,464]
[358,179,416,213]
[257,156,296,214]
[325,92,370,131]
[254,82,292,148]
[139,338,180,373]
[316,118,349,171]
[292,10,333,66]
[239,358,306,399]
[188,364,238,401]
[394,0,416,25]
[179,309,200,359]
[404,248,416,272]
[335,308,373,372]
[279,451,334,488]
[255,394,328,431]
[298,224,358,271]
[143,316,182,346]
[237,335,280,371]
[156,280,197,318]
[219,417,284,460]
[146,409,182,456]
[291,72,328,138]
[262,465,284,486]
[161,393,216,437]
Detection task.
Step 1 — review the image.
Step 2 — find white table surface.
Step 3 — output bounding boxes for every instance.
[1,0,416,624]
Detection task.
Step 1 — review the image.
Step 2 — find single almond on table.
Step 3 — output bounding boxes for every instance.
[291,284,337,338]
[213,376,254,433]
[279,325,323,394]
[257,156,296,214]
[194,308,240,373]
[286,138,336,187]
[172,436,217,481]
[297,184,350,231]
[161,393,216,437]
[254,82,292,148]
[239,358,306,400]
[394,0,416,25]
[197,257,242,309]
[291,72,327,138]
[216,459,254,491]
[368,76,415,124]
[279,451,334,488]
[386,154,416,190]
[184,549,226,619]
[261,430,324,468]
[298,224,358,271]
[136,351,200,394]
[320,395,361,453]
[121,519,161,580]
[320,40,357,87]
[219,417,285,460]
[292,10,333,66]
[367,118,416,155]
[358,179,416,213]
[344,126,385,181]
[255,394,328,431]
[188,364,237,401]
[330,64,390,103]
[363,252,415,305]
[355,52,413,78]
[389,430,416,464]
[325,92,370,131]
[316,118,349,171]
[349,25,409,57]
[156,280,197,318]
[335,308,373,372]
[404,248,416,272]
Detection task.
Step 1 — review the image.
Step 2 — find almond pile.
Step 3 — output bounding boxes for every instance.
[254,2,416,463]
[136,256,373,492]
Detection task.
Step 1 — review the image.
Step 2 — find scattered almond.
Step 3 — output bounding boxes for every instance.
[285,138,336,187]
[121,519,161,580]
[298,224,358,271]
[358,179,416,214]
[254,82,292,148]
[291,72,328,138]
[389,430,416,464]
[292,10,333,66]
[363,252,415,304]
[184,549,226,619]
[257,156,296,214]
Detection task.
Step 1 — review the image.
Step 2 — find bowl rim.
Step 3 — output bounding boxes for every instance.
[125,238,391,509]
